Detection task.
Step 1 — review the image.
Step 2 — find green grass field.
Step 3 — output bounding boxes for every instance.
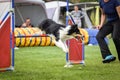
[0,39,120,80]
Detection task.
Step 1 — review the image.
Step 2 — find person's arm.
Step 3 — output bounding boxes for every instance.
[97,8,106,29]
[116,6,120,18]
[80,11,84,19]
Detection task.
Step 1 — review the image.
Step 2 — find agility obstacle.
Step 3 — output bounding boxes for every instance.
[66,38,85,64]
[0,0,15,71]
[65,0,85,65]
[14,28,55,47]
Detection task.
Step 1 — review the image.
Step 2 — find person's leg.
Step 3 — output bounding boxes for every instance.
[112,20,120,61]
[96,22,113,59]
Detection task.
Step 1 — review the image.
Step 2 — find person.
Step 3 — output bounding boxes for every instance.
[71,5,84,28]
[96,0,120,63]
[21,18,32,28]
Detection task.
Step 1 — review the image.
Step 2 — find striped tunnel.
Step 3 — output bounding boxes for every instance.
[14,28,55,47]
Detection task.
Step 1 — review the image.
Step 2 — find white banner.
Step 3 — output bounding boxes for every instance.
[0,1,11,20]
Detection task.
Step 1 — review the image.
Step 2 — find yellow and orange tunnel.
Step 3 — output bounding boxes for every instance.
[14,28,55,47]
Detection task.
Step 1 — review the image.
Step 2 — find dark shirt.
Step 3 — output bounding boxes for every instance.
[99,0,120,22]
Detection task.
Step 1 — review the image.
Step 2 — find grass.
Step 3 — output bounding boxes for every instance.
[0,39,120,80]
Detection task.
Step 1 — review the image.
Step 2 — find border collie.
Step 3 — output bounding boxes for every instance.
[39,19,81,67]
[39,19,81,54]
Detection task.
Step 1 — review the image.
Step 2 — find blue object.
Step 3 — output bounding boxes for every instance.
[66,0,69,26]
[66,0,69,62]
[105,55,115,60]
[66,53,69,62]
[86,29,109,45]
[11,0,15,67]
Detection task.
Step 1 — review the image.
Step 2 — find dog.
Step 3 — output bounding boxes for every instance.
[39,19,81,54]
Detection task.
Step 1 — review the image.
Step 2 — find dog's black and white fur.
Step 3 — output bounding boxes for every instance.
[39,19,80,53]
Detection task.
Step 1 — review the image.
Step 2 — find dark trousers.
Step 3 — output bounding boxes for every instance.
[96,19,120,60]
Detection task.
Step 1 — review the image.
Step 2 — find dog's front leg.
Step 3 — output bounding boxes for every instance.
[61,40,69,53]
[54,40,68,53]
